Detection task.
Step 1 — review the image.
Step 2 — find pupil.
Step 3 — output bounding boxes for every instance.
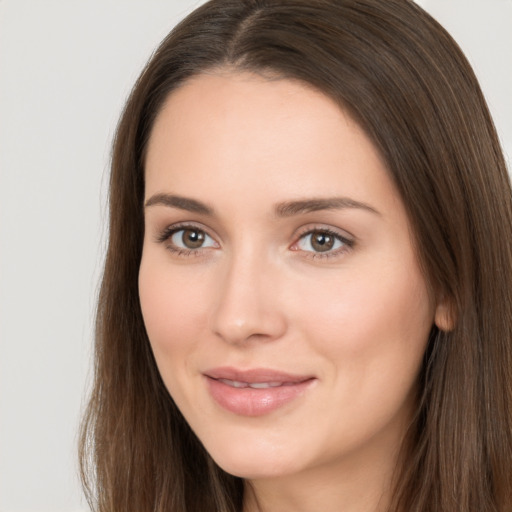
[312,232,334,252]
[183,229,205,249]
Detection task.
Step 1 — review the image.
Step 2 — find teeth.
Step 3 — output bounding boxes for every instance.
[219,379,249,388]
[248,382,283,389]
[218,379,283,389]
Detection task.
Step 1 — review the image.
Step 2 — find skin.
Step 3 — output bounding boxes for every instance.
[139,71,448,512]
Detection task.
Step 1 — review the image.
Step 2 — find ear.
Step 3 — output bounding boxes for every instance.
[434,294,455,332]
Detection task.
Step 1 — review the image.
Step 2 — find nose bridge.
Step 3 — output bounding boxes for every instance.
[210,240,286,344]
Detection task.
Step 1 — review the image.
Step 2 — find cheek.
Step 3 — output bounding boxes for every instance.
[138,253,212,367]
[294,260,434,385]
[290,264,434,448]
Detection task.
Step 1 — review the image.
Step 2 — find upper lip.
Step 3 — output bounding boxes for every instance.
[203,366,314,384]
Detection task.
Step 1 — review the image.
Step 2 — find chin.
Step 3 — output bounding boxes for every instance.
[203,434,307,480]
[213,457,296,480]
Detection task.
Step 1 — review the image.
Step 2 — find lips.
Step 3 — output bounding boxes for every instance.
[203,367,316,416]
[217,379,285,389]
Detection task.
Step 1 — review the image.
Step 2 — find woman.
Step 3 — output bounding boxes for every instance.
[79,0,512,510]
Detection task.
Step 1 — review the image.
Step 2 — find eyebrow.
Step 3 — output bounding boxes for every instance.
[144,193,379,217]
[274,197,380,217]
[144,193,214,215]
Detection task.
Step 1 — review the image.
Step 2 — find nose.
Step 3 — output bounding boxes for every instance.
[209,250,288,345]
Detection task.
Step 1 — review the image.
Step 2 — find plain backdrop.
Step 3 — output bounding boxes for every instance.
[0,1,510,511]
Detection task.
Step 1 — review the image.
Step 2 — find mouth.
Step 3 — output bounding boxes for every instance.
[216,379,296,389]
[203,367,316,416]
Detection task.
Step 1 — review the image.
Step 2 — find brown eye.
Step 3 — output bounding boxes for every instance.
[168,227,216,251]
[296,229,350,255]
[310,231,335,252]
[181,229,205,249]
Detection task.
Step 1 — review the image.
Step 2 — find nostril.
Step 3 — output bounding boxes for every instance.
[209,298,287,345]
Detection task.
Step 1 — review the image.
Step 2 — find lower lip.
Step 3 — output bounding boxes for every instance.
[205,377,315,416]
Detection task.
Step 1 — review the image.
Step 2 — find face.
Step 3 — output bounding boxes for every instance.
[139,72,443,483]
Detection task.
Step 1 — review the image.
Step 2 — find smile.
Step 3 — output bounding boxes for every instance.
[217,379,295,389]
[204,367,316,416]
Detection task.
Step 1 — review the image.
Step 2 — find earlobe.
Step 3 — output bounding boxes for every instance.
[434,296,455,332]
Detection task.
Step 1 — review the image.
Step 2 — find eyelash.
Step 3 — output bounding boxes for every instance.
[292,227,354,260]
[155,223,354,260]
[155,223,216,258]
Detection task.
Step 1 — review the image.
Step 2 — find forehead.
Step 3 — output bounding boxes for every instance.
[145,71,354,171]
[144,71,400,218]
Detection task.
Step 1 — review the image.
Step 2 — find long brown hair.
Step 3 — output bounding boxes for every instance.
[79,1,512,510]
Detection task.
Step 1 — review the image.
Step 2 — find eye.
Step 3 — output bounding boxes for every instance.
[156,224,219,256]
[170,228,216,250]
[293,228,353,256]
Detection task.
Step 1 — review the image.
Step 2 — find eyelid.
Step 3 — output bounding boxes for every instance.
[155,221,217,243]
[154,221,354,259]
[293,224,355,243]
[290,224,355,258]
[155,222,220,258]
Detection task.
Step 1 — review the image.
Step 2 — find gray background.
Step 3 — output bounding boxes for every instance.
[1,1,510,510]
